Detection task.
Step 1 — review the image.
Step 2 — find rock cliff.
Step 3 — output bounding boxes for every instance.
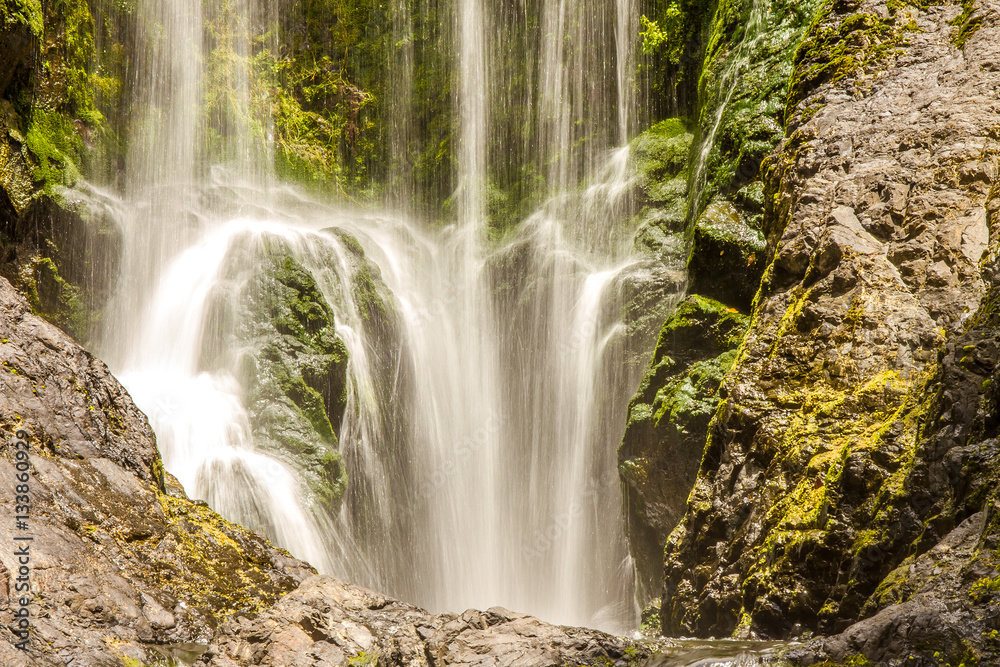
[643,0,1000,662]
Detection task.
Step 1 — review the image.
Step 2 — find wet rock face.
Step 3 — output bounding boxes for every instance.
[0,193,123,343]
[619,295,749,603]
[660,0,1000,650]
[788,511,1000,666]
[0,276,313,666]
[0,276,158,481]
[687,201,767,310]
[198,236,352,515]
[197,575,646,667]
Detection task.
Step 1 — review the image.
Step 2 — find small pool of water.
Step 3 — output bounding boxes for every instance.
[640,638,795,666]
[147,642,209,666]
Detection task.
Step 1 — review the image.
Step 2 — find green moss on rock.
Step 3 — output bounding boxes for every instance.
[197,242,351,514]
[949,0,983,49]
[1,0,42,36]
[631,118,693,206]
[21,255,92,338]
[786,0,929,120]
[619,294,750,602]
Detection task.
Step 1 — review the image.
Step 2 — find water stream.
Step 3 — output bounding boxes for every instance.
[97,0,678,635]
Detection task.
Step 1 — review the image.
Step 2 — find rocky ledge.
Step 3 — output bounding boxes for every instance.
[198,575,643,667]
[0,274,642,666]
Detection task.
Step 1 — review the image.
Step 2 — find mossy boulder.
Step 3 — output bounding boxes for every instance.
[244,252,349,512]
[630,118,693,237]
[619,294,749,603]
[200,239,350,514]
[687,199,766,310]
[694,0,825,206]
[632,118,693,202]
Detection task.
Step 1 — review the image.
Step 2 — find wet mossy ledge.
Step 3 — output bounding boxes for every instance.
[0,0,125,343]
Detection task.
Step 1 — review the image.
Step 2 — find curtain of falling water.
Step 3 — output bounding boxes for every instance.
[99,0,658,634]
[99,0,341,573]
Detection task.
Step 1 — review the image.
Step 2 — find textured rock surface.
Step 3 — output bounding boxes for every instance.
[657,0,1000,656]
[201,237,352,513]
[788,511,1000,665]
[687,201,767,311]
[619,295,749,602]
[0,276,314,665]
[197,575,645,667]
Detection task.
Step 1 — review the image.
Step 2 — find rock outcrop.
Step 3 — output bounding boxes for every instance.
[0,276,315,665]
[619,295,750,602]
[200,237,352,514]
[197,575,644,667]
[654,0,1000,661]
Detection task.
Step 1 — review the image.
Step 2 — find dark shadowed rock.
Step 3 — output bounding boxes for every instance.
[687,202,767,311]
[619,295,749,603]
[787,512,1000,666]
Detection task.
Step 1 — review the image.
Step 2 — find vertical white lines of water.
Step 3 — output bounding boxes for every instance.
[388,0,414,211]
[538,0,571,193]
[456,0,488,230]
[615,0,637,143]
[131,0,202,196]
[580,145,636,255]
[550,267,619,617]
[449,0,508,615]
[106,0,205,364]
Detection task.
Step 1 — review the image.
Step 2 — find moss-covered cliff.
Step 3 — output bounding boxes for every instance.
[620,0,825,611]
[0,0,125,344]
[634,0,1000,662]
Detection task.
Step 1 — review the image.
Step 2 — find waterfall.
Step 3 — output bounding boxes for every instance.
[98,0,669,634]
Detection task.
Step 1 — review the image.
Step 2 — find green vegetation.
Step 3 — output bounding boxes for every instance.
[349,651,380,666]
[25,109,82,192]
[697,0,824,205]
[1,0,42,36]
[950,0,983,49]
[638,0,713,117]
[21,255,94,340]
[239,249,351,511]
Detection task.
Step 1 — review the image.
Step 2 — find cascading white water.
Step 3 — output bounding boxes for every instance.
[115,220,340,574]
[100,0,664,635]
